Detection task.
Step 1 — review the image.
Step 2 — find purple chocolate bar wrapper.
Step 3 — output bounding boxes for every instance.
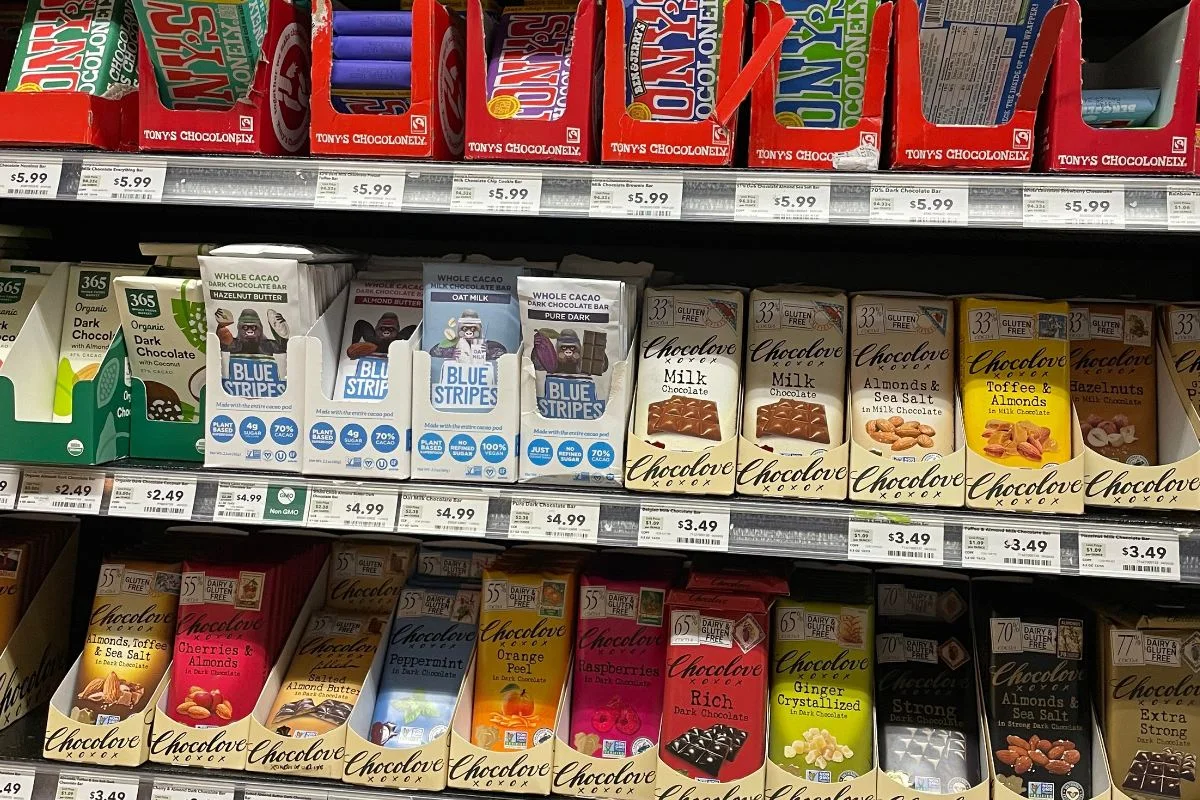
[331,60,412,89]
[485,11,574,122]
[332,10,413,36]
[331,88,412,114]
[333,35,413,60]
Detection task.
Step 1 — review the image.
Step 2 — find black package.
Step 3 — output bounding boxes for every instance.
[876,571,981,793]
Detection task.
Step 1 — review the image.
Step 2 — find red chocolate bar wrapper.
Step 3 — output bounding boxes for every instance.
[485,10,575,121]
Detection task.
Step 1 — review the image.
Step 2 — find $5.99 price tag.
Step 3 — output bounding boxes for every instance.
[314,168,404,210]
[734,178,831,223]
[1078,531,1180,581]
[397,491,489,536]
[18,469,105,514]
[590,175,683,219]
[450,170,542,215]
[57,776,139,800]
[77,160,167,203]
[307,487,399,531]
[0,157,62,199]
[108,475,197,520]
[638,506,729,551]
[1023,186,1126,228]
[847,517,945,565]
[508,498,600,544]
[869,181,968,226]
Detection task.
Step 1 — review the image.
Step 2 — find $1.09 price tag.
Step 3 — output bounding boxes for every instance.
[1078,531,1180,581]
[961,525,1061,572]
[450,170,542,215]
[1023,186,1126,228]
[638,506,729,551]
[0,157,62,199]
[77,160,167,203]
[108,475,197,519]
[397,491,489,536]
[869,181,968,226]
[152,781,235,800]
[314,168,404,210]
[57,775,139,800]
[307,487,399,531]
[18,469,105,514]
[590,175,683,219]
[508,498,600,544]
[847,517,945,565]
[734,178,831,223]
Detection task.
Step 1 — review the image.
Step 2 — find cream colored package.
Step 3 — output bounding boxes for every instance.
[0,272,48,368]
[55,264,149,422]
[849,295,955,460]
[1165,304,1200,417]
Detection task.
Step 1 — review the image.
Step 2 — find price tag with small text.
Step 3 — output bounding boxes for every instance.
[78,160,167,203]
[638,506,729,551]
[1167,187,1200,230]
[397,491,489,536]
[1079,531,1180,581]
[847,517,945,565]
[590,176,683,219]
[212,480,269,523]
[508,498,600,544]
[734,178,831,223]
[961,525,1061,572]
[0,157,61,199]
[244,791,325,800]
[57,775,139,800]
[307,486,399,531]
[152,780,234,800]
[450,171,542,215]
[869,181,968,226]
[0,768,34,800]
[314,169,404,210]
[0,466,19,510]
[19,469,105,514]
[108,475,197,519]
[1023,186,1126,228]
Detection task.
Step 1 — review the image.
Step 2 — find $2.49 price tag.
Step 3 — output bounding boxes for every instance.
[508,498,600,544]
[18,469,105,514]
[307,487,399,531]
[108,475,197,520]
[638,505,729,551]
[314,168,404,210]
[397,491,489,536]
[847,517,945,565]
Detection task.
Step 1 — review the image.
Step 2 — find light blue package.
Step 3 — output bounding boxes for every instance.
[1082,88,1160,127]
[915,0,1057,125]
[369,580,479,749]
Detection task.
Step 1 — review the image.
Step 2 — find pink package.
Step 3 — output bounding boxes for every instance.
[570,569,671,759]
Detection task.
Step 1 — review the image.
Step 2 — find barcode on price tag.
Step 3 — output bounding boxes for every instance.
[77,160,167,203]
[734,178,831,222]
[1167,187,1200,230]
[152,781,234,800]
[508,499,600,544]
[0,158,61,199]
[307,487,399,531]
[56,775,139,800]
[108,475,197,519]
[638,506,729,551]
[0,768,34,800]
[1023,186,1126,228]
[1078,531,1180,581]
[397,492,489,536]
[212,481,269,523]
[869,181,968,226]
[0,466,19,510]
[314,169,404,210]
[450,171,542,215]
[590,175,683,219]
[18,469,105,514]
[961,525,1061,572]
[847,517,944,565]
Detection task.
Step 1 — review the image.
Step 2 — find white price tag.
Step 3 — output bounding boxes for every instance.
[0,157,61,199]
[734,178,831,223]
[57,776,139,800]
[847,517,944,565]
[212,480,269,523]
[152,781,235,800]
[108,475,197,519]
[77,160,167,203]
[1079,531,1180,581]
[0,769,34,800]
[962,525,1061,572]
[314,169,404,210]
[638,505,729,551]
[1023,186,1125,228]
[18,469,105,514]
[307,486,399,531]
[508,499,600,544]
[869,181,968,226]
[450,170,542,215]
[0,466,19,510]
[589,175,683,219]
[397,491,489,536]
[1167,187,1200,230]
[244,791,325,800]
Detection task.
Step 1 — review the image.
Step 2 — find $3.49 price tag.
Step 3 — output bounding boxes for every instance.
[638,505,729,551]
[151,781,235,800]
[961,525,1061,572]
[847,517,945,565]
[1022,186,1126,228]
[450,170,542,215]
[77,160,167,203]
[307,486,399,531]
[0,769,34,800]
[397,491,489,536]
[589,175,683,219]
[508,498,600,544]
[869,181,968,226]
[57,775,139,800]
[18,469,105,514]
[108,475,197,520]
[0,157,62,199]
[733,178,831,223]
[314,168,404,210]
[1078,531,1180,581]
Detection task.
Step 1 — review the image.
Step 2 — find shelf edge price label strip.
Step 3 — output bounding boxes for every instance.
[108,474,198,519]
[0,466,18,511]
[847,514,945,566]
[1022,184,1126,228]
[307,485,399,531]
[18,468,105,514]
[214,480,310,525]
[56,775,140,800]
[1078,530,1181,581]
[961,524,1062,573]
[152,781,235,800]
[1166,185,1200,230]
[450,169,542,215]
[508,498,601,544]
[868,180,969,226]
[397,491,489,536]
[0,156,62,199]
[77,159,168,203]
[314,168,405,211]
[638,505,730,552]
[589,174,684,220]
[734,177,831,223]
[0,768,34,800]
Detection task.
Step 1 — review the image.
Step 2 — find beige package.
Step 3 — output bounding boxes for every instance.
[849,295,955,460]
[1165,305,1200,418]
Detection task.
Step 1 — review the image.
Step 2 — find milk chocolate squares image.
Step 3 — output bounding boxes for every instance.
[648,396,721,441]
[664,724,749,778]
[755,399,830,443]
[1123,750,1197,798]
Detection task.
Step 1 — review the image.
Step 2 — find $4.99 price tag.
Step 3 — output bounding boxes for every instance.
[847,517,945,565]
[77,160,167,203]
[108,475,197,520]
[1078,531,1180,581]
[0,157,62,199]
[589,175,683,219]
[1022,185,1126,228]
[212,480,269,523]
[508,498,600,544]
[638,505,729,551]
[869,181,968,226]
[734,178,831,223]
[307,486,399,531]
[314,168,404,210]
[57,775,139,800]
[397,491,489,536]
[18,469,105,514]
[450,170,542,215]
[961,525,1061,572]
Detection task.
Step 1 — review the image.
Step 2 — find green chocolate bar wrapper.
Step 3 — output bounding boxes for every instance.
[6,0,139,95]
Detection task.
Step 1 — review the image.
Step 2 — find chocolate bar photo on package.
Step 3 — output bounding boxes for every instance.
[485,9,575,121]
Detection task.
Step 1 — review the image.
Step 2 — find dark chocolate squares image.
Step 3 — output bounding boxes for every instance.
[1123,750,1197,798]
[665,724,748,778]
[886,727,976,793]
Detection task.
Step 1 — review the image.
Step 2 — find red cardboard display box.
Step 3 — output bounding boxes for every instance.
[0,90,138,149]
[310,0,464,159]
[1040,0,1199,174]
[465,0,598,162]
[138,0,310,154]
[888,0,1066,171]
[748,2,892,170]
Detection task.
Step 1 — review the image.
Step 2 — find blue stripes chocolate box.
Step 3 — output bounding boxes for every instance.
[623,0,724,121]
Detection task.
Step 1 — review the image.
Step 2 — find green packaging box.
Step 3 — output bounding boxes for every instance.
[6,0,138,95]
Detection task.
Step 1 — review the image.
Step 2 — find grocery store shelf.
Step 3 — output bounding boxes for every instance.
[4,149,1200,230]
[1,461,1195,583]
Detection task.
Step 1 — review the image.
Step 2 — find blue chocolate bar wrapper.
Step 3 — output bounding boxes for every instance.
[623,0,723,121]
[1081,88,1160,128]
[333,35,413,60]
[331,87,412,114]
[333,10,413,36]
[332,60,412,89]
